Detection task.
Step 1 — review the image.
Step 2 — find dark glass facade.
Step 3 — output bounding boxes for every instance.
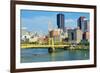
[77,16,88,32]
[57,14,65,32]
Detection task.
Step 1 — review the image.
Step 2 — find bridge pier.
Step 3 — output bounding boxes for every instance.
[48,47,56,53]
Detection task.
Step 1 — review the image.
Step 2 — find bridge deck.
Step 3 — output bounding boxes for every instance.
[21,44,70,48]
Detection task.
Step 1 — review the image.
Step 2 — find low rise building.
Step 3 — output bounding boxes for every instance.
[49,29,63,43]
[68,27,83,44]
[82,31,90,41]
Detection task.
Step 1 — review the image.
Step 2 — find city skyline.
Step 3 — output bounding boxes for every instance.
[21,10,90,34]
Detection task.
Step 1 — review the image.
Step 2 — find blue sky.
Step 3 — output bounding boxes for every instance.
[21,10,90,34]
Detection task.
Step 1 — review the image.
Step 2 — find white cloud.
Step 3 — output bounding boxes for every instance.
[65,19,77,28]
[65,19,76,23]
[22,27,27,30]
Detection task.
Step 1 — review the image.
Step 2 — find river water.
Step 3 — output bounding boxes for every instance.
[21,48,89,63]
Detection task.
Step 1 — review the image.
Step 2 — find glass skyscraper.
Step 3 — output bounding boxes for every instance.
[77,16,89,40]
[57,14,65,32]
[77,16,88,32]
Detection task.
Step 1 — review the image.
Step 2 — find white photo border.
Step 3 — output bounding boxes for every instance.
[15,4,94,69]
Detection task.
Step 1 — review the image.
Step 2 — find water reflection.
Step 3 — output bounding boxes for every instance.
[21,48,89,63]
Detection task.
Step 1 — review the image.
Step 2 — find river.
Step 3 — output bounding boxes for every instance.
[21,48,89,63]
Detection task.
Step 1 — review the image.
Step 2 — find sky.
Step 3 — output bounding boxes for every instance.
[21,10,90,35]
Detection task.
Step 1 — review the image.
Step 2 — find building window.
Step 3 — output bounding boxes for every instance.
[71,32,74,40]
[83,32,86,40]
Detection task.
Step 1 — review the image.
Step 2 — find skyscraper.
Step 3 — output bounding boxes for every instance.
[77,16,90,41]
[77,16,89,32]
[57,14,65,32]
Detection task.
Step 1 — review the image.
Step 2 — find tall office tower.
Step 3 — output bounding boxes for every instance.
[77,16,89,32]
[57,14,65,32]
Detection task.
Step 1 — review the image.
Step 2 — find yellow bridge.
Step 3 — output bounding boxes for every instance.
[21,44,70,49]
[21,38,71,52]
[21,44,70,53]
[21,38,70,48]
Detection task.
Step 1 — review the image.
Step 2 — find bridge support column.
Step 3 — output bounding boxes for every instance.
[48,47,55,53]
